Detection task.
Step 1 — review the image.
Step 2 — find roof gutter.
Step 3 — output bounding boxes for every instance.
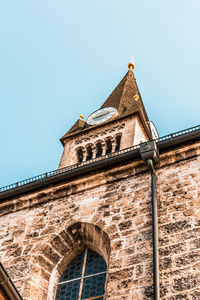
[0,263,23,300]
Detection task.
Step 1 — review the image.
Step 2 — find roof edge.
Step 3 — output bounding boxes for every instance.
[0,125,200,201]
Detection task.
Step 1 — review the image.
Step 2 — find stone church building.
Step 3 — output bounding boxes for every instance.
[0,62,199,300]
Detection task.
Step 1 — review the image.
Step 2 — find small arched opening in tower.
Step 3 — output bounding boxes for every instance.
[77,148,83,163]
[106,138,112,154]
[115,134,121,151]
[86,145,93,161]
[96,142,102,158]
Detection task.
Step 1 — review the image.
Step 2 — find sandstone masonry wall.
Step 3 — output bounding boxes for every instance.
[0,140,199,300]
[157,141,200,299]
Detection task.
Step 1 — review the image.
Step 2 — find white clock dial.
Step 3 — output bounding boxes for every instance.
[86,107,117,125]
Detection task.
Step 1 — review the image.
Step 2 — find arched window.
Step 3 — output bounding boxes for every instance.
[105,139,112,154]
[55,249,107,300]
[115,135,121,152]
[77,148,83,163]
[86,145,93,161]
[96,142,102,158]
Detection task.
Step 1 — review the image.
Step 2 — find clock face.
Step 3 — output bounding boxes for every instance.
[86,107,117,125]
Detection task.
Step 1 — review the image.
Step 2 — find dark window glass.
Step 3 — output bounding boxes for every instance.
[96,143,102,158]
[56,280,80,300]
[60,252,84,282]
[77,148,83,163]
[86,146,93,161]
[85,250,107,276]
[115,135,121,151]
[55,249,107,300]
[105,139,112,154]
[81,274,106,299]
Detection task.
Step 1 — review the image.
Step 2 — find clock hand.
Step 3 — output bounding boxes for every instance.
[93,112,109,119]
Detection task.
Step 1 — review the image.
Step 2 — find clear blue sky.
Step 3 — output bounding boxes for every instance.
[0,0,200,187]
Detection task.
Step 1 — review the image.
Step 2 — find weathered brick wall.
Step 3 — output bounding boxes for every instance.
[0,140,199,299]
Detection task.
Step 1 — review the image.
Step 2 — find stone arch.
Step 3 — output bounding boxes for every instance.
[28,222,110,300]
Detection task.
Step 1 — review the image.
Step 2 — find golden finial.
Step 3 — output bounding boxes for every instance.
[133,94,139,101]
[128,56,135,70]
[79,115,84,120]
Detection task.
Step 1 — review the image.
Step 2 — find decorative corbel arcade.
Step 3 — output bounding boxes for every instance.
[76,134,122,163]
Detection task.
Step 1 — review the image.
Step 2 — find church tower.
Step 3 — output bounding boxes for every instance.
[59,61,151,169]
[0,62,199,300]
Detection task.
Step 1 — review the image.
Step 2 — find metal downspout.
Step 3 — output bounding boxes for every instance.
[146,159,160,300]
[140,141,160,299]
[0,263,23,300]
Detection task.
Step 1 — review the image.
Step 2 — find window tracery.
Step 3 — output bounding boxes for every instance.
[55,249,107,300]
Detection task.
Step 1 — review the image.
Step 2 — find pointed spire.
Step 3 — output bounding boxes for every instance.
[63,118,85,138]
[101,66,149,125]
[60,64,150,143]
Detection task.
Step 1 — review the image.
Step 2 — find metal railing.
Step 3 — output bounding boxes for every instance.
[0,124,199,193]
[155,124,200,142]
[0,144,140,193]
